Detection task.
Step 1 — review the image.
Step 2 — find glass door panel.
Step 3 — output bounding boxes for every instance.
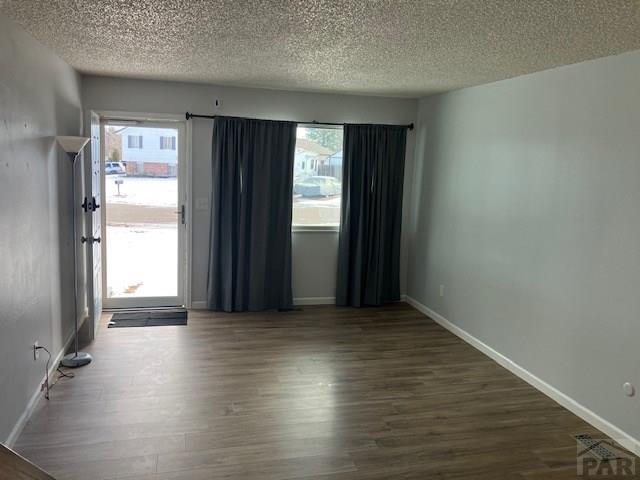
[102,121,185,308]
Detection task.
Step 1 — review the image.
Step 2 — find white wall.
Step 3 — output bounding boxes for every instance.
[82,77,417,304]
[0,15,83,442]
[408,49,640,446]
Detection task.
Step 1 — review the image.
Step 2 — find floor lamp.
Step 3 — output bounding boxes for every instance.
[56,136,93,368]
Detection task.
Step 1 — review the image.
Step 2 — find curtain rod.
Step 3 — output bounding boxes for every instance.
[185,112,414,131]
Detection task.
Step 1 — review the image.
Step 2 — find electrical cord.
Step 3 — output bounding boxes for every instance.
[35,346,52,400]
[50,367,75,392]
[35,346,75,400]
[56,367,75,380]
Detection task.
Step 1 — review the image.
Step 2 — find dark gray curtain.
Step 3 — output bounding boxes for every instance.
[336,124,407,307]
[207,116,296,312]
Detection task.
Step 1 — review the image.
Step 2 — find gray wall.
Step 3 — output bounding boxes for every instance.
[0,16,83,441]
[81,76,417,304]
[409,49,640,442]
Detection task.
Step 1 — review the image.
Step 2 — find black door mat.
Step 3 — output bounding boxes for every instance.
[108,309,187,328]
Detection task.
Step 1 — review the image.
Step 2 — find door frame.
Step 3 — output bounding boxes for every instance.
[83,110,104,339]
[96,110,192,310]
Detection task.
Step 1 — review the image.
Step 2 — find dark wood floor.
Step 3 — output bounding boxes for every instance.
[14,304,635,479]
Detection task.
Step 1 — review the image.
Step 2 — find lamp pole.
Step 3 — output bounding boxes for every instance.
[60,149,93,368]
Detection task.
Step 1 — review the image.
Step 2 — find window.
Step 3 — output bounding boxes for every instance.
[128,135,143,148]
[292,126,343,228]
[160,136,176,150]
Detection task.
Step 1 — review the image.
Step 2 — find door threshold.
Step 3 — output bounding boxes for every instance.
[103,305,186,313]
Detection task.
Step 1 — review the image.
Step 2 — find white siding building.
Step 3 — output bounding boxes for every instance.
[121,126,178,176]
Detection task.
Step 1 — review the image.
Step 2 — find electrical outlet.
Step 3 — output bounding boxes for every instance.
[33,341,39,360]
[439,285,445,297]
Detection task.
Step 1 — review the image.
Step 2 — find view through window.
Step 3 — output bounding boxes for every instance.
[293,126,343,226]
[104,124,179,299]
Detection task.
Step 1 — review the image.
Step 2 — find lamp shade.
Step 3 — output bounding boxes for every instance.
[56,136,90,154]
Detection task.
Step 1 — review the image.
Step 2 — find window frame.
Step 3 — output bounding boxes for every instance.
[292,123,343,233]
[128,135,143,148]
[160,135,177,150]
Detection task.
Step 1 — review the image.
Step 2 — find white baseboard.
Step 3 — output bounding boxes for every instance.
[403,295,640,455]
[190,300,208,310]
[5,329,76,447]
[294,297,335,306]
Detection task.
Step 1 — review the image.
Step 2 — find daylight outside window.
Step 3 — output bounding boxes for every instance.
[292,126,343,227]
[104,124,179,299]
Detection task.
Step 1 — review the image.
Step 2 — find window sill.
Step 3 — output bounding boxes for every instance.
[292,225,340,233]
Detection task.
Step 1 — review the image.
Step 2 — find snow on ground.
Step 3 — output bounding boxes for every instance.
[293,194,341,225]
[105,175,177,207]
[106,225,177,298]
[105,175,178,298]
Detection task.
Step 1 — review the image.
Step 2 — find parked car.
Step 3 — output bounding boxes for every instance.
[293,176,341,197]
[105,162,125,175]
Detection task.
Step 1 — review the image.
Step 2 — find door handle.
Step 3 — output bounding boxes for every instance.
[81,236,101,244]
[175,205,186,225]
[81,196,100,212]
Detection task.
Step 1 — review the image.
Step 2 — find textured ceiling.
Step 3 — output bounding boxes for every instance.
[1,0,639,97]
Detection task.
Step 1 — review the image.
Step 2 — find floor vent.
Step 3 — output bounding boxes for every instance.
[575,434,622,460]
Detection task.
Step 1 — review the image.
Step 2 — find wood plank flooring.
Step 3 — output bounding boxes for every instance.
[0,443,55,479]
[14,304,637,479]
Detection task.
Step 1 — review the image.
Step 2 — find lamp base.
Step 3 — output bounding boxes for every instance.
[60,352,93,368]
